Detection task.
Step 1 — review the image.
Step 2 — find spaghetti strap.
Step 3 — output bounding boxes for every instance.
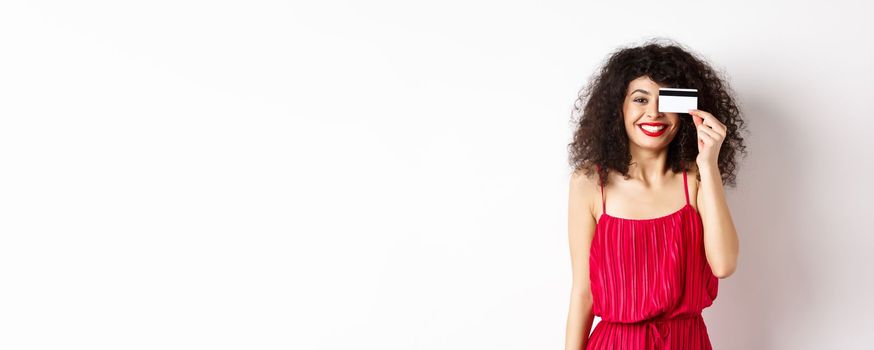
[682,169,690,205]
[596,165,606,213]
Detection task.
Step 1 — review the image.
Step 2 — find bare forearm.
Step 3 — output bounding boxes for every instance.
[565,292,594,350]
[698,164,739,278]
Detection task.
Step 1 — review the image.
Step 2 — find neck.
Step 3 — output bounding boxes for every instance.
[628,144,671,183]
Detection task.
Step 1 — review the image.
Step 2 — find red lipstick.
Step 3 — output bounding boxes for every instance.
[637,122,667,137]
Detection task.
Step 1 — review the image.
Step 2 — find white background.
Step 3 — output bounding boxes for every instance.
[1,1,872,349]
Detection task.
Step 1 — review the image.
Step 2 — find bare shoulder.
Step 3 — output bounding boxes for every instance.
[571,164,599,186]
[569,165,600,223]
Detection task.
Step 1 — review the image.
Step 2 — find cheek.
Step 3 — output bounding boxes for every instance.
[626,122,640,137]
[622,108,638,125]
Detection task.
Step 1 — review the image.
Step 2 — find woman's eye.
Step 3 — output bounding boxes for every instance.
[634,98,647,103]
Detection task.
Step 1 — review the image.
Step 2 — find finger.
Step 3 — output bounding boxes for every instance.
[701,120,725,138]
[690,109,726,136]
[690,109,715,123]
[691,109,726,129]
[698,124,721,141]
[698,128,716,145]
[711,124,726,138]
[689,110,709,129]
[689,109,712,118]
[701,116,725,132]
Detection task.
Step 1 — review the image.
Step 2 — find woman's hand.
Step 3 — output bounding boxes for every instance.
[688,109,726,169]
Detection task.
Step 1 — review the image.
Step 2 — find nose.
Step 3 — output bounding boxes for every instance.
[647,102,664,118]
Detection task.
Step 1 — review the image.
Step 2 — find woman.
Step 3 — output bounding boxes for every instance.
[564,40,747,350]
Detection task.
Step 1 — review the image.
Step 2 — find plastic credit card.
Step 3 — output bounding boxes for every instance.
[658,88,697,113]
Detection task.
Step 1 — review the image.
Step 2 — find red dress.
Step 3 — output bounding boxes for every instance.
[586,166,719,350]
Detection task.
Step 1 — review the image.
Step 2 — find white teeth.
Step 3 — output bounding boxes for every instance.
[640,125,666,132]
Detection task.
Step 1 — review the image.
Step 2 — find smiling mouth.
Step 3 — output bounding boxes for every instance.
[638,124,667,136]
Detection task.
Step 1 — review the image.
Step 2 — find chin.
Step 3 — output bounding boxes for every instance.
[630,139,670,151]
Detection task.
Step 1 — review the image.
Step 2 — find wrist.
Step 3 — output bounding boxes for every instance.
[697,162,720,176]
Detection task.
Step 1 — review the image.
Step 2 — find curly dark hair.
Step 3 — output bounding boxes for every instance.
[568,38,748,187]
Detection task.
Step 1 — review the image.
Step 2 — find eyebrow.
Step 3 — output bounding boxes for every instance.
[629,89,651,96]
